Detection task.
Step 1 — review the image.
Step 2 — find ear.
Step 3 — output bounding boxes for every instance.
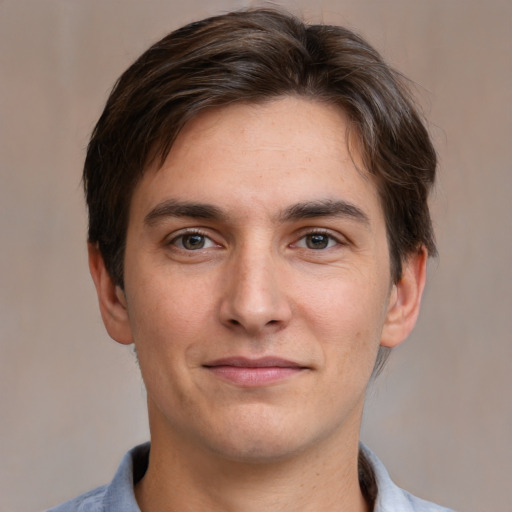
[380,247,427,348]
[88,243,134,345]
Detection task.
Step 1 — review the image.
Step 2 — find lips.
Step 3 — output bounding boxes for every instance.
[203,357,307,386]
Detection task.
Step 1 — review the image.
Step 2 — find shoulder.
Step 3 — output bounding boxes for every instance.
[44,485,108,512]
[360,444,455,512]
[44,443,150,512]
[399,489,455,512]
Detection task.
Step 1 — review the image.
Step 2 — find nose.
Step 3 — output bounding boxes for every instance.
[219,246,292,336]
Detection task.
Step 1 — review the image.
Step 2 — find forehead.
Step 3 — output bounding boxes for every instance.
[131,96,382,224]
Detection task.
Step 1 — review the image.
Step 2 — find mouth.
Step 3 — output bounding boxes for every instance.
[203,357,308,387]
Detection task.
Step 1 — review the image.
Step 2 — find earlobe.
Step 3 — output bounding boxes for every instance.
[88,243,134,345]
[380,247,427,348]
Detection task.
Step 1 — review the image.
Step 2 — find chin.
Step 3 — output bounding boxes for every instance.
[207,434,308,465]
[199,414,325,465]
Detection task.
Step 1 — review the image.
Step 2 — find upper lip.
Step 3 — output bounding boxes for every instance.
[203,357,306,368]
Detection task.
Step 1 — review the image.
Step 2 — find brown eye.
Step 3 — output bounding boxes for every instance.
[182,234,205,250]
[172,233,216,250]
[305,234,331,249]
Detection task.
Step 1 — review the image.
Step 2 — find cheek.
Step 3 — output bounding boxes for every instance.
[124,278,213,401]
[296,271,389,364]
[301,271,387,329]
[125,271,216,353]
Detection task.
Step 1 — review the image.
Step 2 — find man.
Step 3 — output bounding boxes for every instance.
[48,8,453,512]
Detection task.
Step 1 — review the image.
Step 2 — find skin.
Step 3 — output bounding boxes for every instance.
[89,96,426,512]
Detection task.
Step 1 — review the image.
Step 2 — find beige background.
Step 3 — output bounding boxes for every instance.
[1,0,510,511]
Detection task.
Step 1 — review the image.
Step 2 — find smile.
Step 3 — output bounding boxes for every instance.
[203,357,308,387]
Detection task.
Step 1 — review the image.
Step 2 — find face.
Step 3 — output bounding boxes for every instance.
[93,97,423,464]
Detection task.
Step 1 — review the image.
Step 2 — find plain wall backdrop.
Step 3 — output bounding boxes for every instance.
[1,1,510,511]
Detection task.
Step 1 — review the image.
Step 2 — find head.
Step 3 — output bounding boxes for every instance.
[85,9,436,375]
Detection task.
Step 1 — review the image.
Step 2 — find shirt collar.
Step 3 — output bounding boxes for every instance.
[103,442,442,512]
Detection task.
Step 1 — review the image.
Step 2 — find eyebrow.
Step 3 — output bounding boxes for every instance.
[279,199,370,225]
[144,198,370,227]
[144,200,226,226]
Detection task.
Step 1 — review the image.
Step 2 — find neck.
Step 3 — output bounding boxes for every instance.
[135,407,369,512]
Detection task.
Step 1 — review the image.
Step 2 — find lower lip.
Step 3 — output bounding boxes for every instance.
[205,366,304,386]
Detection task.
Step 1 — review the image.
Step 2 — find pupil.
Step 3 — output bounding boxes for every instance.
[307,234,329,249]
[183,234,204,250]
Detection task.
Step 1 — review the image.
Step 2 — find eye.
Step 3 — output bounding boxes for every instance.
[171,232,217,250]
[295,232,340,250]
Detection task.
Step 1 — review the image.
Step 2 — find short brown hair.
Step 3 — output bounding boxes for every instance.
[85,9,437,372]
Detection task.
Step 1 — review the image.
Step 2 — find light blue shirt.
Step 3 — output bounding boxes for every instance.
[46,443,455,512]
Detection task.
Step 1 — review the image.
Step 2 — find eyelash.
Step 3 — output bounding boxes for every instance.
[166,228,345,252]
[167,229,218,251]
[293,229,345,250]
